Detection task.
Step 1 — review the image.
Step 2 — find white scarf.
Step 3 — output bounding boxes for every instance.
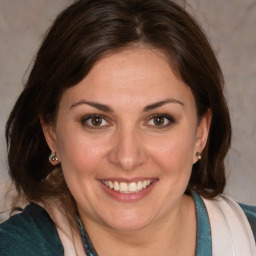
[45,202,86,256]
[202,195,256,256]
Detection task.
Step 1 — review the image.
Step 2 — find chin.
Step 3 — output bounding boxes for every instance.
[101,210,154,232]
[108,220,151,232]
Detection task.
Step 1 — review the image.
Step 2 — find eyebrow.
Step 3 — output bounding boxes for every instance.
[70,100,114,112]
[143,98,184,112]
[69,98,184,112]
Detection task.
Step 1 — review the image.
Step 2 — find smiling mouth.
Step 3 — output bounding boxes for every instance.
[101,180,154,193]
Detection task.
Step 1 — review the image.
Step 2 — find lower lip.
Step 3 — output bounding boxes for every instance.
[98,180,158,202]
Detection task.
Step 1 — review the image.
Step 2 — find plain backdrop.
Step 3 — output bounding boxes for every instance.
[0,0,255,220]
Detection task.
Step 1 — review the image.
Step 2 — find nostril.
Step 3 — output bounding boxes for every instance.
[107,129,148,171]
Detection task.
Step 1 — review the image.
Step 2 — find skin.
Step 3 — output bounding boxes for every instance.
[42,47,211,255]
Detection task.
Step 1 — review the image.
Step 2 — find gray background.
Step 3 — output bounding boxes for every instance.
[0,0,255,218]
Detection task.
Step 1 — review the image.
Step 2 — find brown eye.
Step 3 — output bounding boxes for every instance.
[153,116,165,126]
[82,115,109,128]
[91,116,103,126]
[147,114,175,128]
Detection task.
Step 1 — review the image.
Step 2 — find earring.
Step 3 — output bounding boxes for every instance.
[49,152,59,163]
[196,152,202,160]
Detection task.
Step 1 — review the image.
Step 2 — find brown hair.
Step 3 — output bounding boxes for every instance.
[6,0,231,217]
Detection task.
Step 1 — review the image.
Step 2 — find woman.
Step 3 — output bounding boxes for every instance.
[0,0,255,255]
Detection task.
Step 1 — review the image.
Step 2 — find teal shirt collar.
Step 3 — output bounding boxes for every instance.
[192,191,212,256]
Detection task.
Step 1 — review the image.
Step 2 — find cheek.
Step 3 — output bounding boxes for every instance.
[55,130,109,177]
[147,128,196,175]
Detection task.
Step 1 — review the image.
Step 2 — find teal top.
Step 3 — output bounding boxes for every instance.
[0,193,256,256]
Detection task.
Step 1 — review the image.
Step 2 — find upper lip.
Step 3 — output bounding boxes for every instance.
[98,177,158,182]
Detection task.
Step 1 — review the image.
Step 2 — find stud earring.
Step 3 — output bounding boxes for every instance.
[196,152,202,160]
[49,152,59,163]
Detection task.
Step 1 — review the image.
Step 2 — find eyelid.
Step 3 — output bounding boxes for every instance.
[81,114,111,128]
[145,113,175,128]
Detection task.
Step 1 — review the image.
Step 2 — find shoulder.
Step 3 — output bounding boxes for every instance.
[0,203,63,256]
[239,202,256,242]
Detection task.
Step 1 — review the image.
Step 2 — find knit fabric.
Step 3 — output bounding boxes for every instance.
[0,203,63,255]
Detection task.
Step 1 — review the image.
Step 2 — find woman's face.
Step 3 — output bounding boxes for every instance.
[43,47,210,231]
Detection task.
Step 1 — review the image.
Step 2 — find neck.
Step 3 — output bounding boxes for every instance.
[80,195,196,256]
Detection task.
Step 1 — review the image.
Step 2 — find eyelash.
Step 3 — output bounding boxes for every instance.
[81,114,175,129]
[81,114,110,129]
[146,114,175,129]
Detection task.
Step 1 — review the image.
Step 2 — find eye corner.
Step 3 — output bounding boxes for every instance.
[145,113,175,129]
[81,114,111,129]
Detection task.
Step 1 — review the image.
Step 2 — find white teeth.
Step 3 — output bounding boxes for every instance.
[137,181,143,191]
[114,181,120,191]
[120,182,128,192]
[102,180,153,193]
[129,182,137,192]
[108,181,114,189]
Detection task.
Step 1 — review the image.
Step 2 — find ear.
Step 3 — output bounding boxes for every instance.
[193,109,212,163]
[40,116,59,163]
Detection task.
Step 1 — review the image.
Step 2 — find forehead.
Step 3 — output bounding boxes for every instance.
[59,47,195,110]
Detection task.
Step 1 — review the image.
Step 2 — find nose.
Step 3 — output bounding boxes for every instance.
[108,128,148,171]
